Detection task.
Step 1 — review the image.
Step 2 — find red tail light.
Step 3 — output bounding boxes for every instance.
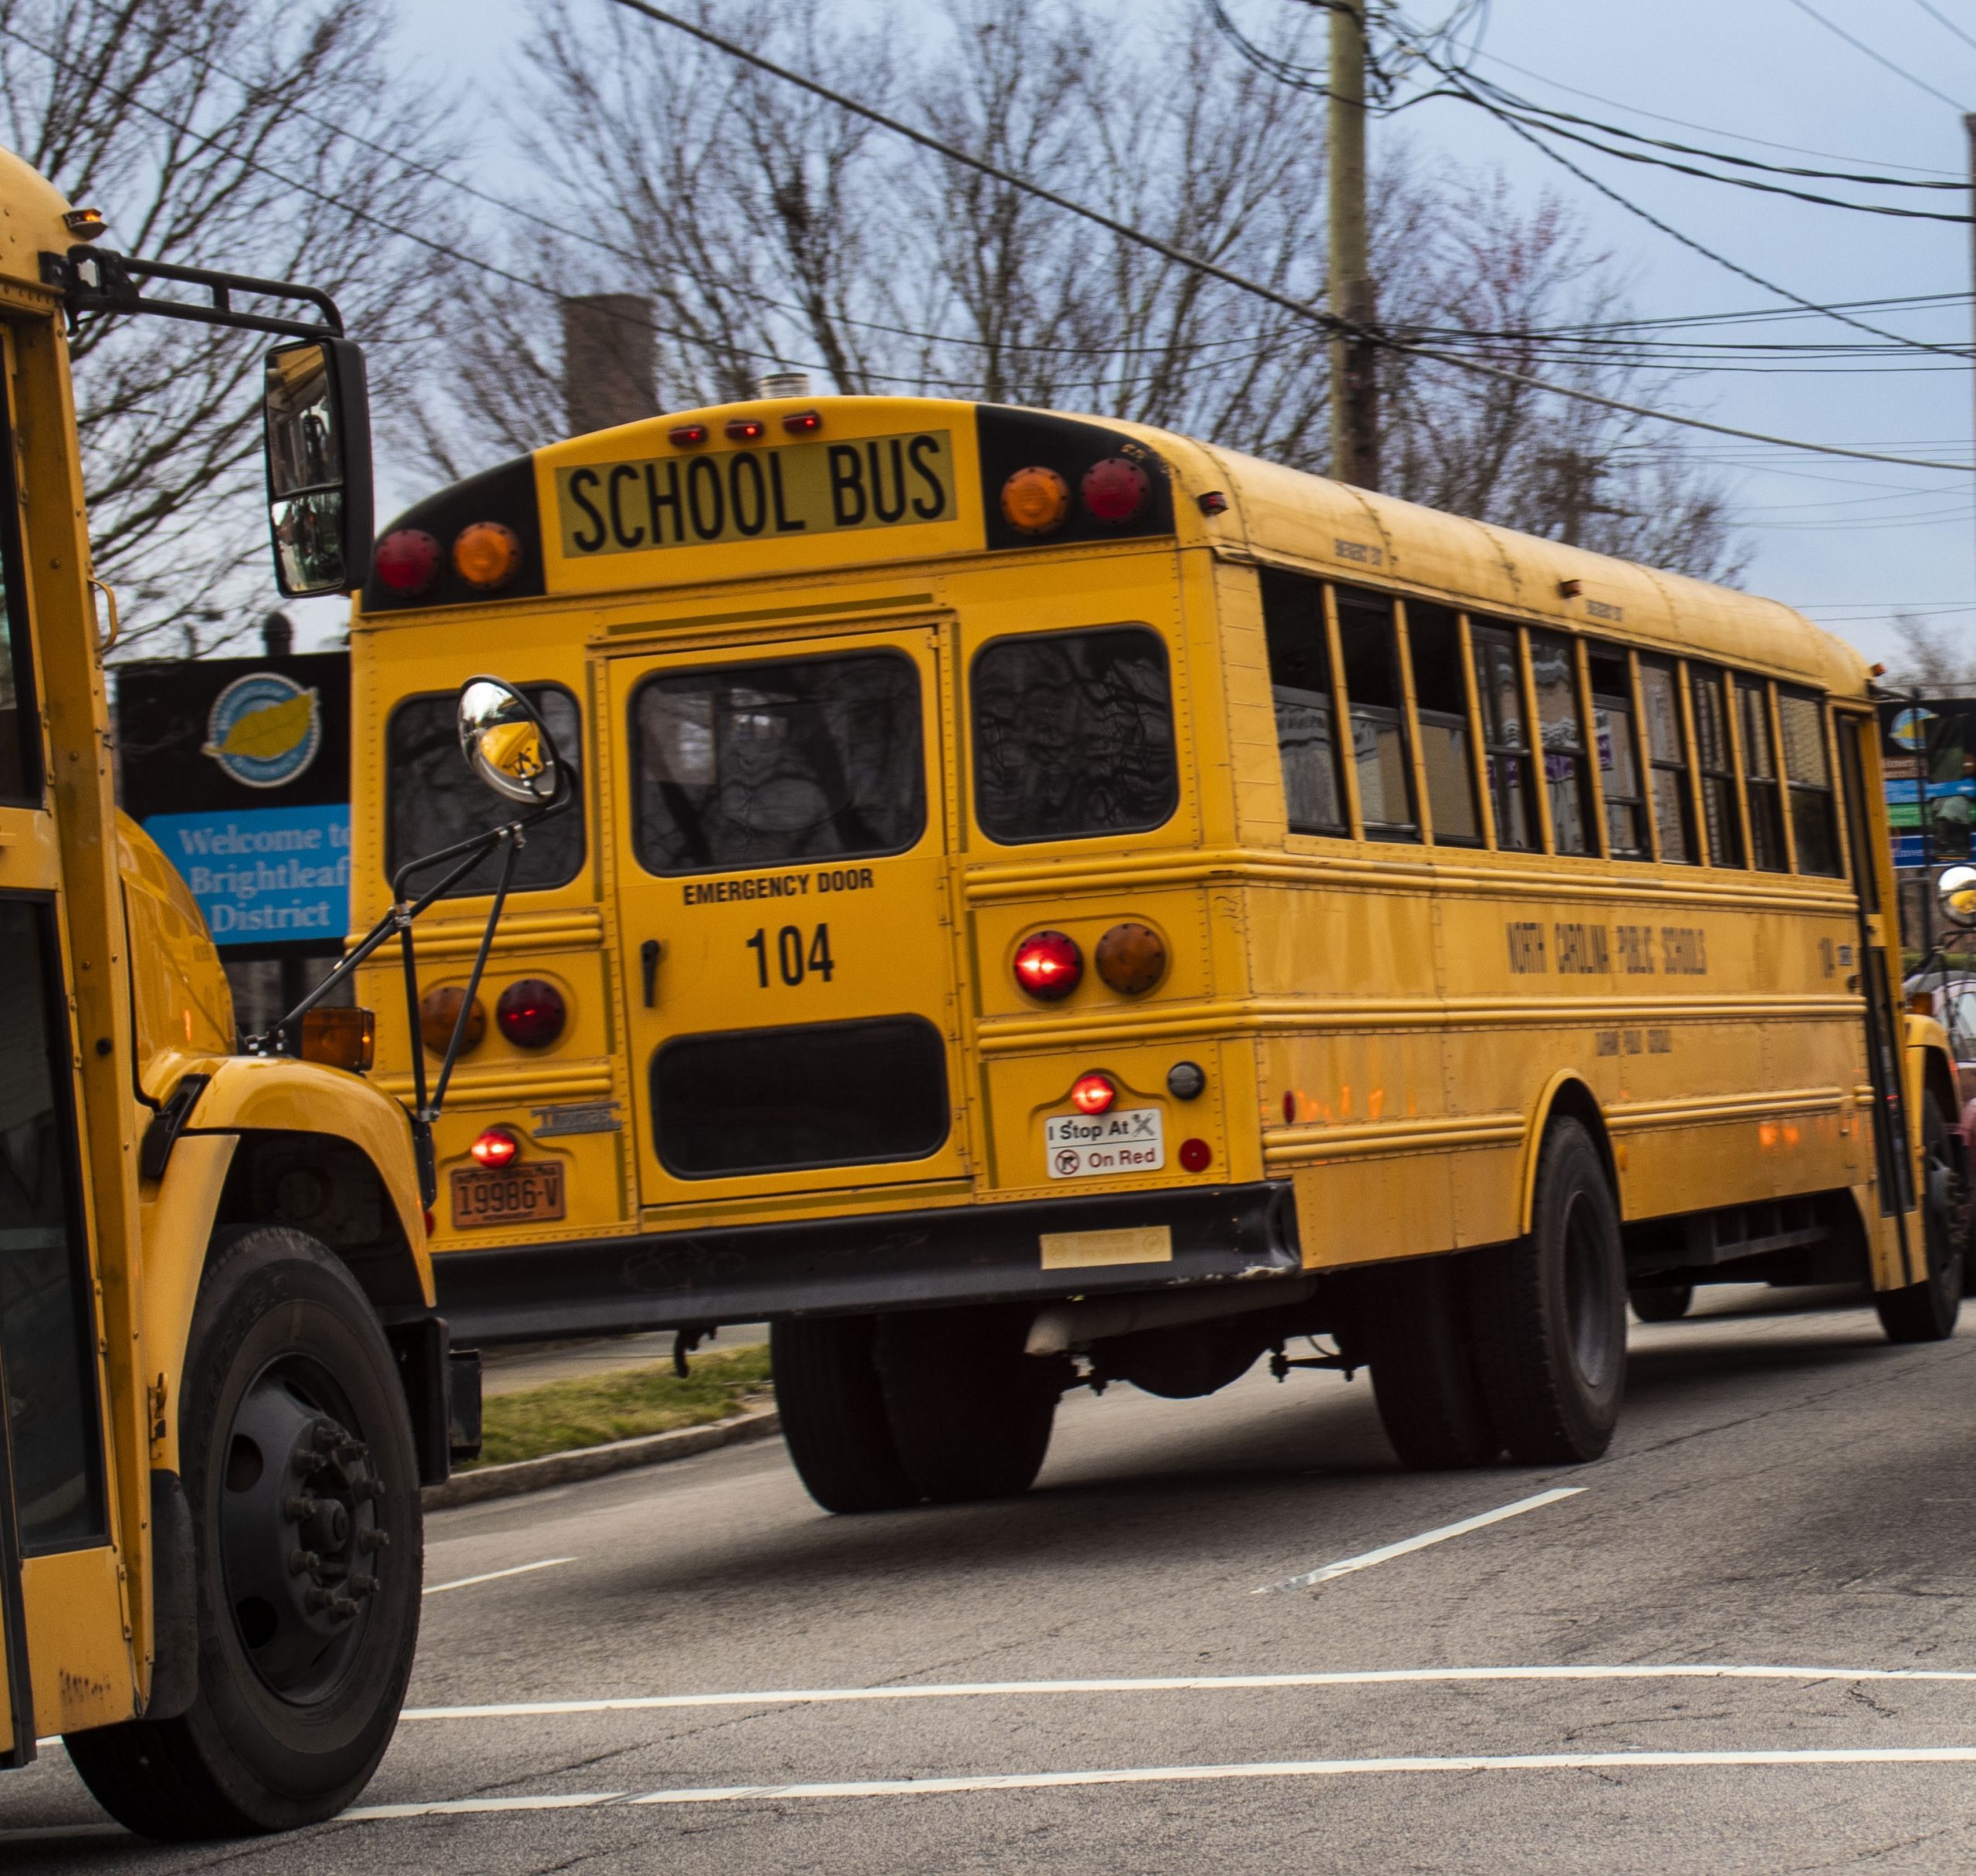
[1081,457,1150,523]
[1013,930,1082,1001]
[1071,1072,1116,1115]
[470,1127,519,1168]
[375,527,440,594]
[496,978,567,1048]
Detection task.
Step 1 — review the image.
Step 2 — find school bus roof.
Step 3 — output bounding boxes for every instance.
[369,391,1871,699]
[0,145,76,292]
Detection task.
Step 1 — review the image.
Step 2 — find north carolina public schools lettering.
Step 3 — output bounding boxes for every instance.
[555,429,955,557]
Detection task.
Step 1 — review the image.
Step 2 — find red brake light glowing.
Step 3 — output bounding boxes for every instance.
[670,422,709,446]
[496,978,567,1048]
[375,528,440,594]
[725,416,766,442]
[470,1127,519,1169]
[1071,1072,1116,1116]
[1081,456,1150,523]
[782,409,823,435]
[1013,930,1082,1001]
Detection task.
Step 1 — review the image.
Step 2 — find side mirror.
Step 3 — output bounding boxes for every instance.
[1940,864,1976,928]
[262,336,374,598]
[458,677,562,804]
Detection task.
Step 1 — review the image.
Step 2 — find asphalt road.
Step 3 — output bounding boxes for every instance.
[8,1283,1976,1874]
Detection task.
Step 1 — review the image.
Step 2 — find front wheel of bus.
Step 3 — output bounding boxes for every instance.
[65,1228,422,1839]
[1874,1104,1964,1345]
[772,1316,920,1514]
[1467,1119,1627,1465]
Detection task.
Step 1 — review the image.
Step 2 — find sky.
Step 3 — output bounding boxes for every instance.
[353,0,1976,672]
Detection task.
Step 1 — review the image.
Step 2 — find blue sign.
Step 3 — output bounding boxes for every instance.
[1893,834,1929,869]
[141,802,350,947]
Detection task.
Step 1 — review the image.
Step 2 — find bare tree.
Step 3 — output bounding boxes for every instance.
[414,0,1744,583]
[0,0,460,655]
[1883,613,1976,699]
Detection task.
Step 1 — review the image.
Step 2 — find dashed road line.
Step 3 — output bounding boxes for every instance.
[424,1557,578,1596]
[339,1745,1976,1818]
[1254,1488,1585,1593]
[400,1661,1976,1720]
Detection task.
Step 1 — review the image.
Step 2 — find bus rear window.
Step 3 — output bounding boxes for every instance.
[971,625,1178,843]
[386,685,585,896]
[629,652,925,875]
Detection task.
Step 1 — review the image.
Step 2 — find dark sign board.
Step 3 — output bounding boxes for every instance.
[1880,697,1976,872]
[116,651,350,957]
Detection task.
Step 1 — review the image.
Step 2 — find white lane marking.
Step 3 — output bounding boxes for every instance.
[401,1661,1976,1721]
[1255,1487,1584,1594]
[425,1557,578,1597]
[341,1746,1976,1818]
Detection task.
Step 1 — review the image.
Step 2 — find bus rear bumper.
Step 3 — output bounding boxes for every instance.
[434,1180,1302,1344]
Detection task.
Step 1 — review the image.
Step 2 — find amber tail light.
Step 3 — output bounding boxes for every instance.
[300,1006,375,1073]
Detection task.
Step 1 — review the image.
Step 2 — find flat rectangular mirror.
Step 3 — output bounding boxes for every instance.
[262,336,374,598]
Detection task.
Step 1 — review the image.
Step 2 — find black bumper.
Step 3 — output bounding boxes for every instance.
[435,1180,1302,1343]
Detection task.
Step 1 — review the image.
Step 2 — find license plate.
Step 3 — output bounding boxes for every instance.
[449,1160,566,1228]
[1044,1107,1164,1180]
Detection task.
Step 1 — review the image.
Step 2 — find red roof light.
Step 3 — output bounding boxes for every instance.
[670,423,709,447]
[1082,456,1150,523]
[375,528,440,594]
[725,417,766,442]
[1013,930,1082,1001]
[782,410,823,435]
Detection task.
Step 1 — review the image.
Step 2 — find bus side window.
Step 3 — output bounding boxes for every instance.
[1636,657,1696,863]
[1689,665,1744,868]
[1334,586,1419,842]
[1260,568,1346,836]
[1737,677,1788,872]
[1589,646,1648,858]
[1403,601,1480,845]
[1778,689,1842,875]
[1529,631,1592,855]
[1470,622,1538,851]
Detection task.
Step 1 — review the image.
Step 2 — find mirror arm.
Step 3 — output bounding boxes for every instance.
[425,831,523,1121]
[40,246,343,340]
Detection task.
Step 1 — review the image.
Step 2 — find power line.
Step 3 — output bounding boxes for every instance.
[1910,0,1976,59]
[603,0,1976,472]
[1779,0,1972,111]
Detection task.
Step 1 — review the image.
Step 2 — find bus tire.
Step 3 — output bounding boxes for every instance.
[1467,1119,1627,1465]
[65,1227,422,1839]
[1629,1285,1693,1323]
[1874,1104,1964,1345]
[877,1307,1058,1503]
[771,1316,920,1513]
[1363,1257,1501,1468]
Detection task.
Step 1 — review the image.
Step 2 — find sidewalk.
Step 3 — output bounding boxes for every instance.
[478,1323,769,1398]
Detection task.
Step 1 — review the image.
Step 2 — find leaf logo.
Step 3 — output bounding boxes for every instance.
[202,672,323,789]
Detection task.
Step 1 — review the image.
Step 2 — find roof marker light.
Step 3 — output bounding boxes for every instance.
[782,410,823,435]
[725,416,766,442]
[670,422,709,447]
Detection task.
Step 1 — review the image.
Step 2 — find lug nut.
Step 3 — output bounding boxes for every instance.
[289,1548,322,1577]
[284,1495,320,1522]
[350,1571,379,1598]
[357,1529,391,1553]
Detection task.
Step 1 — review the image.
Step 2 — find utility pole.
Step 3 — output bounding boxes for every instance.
[1328,0,1379,489]
[1966,116,1976,622]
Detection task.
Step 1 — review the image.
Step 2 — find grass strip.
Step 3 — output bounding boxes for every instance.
[469,1344,773,1468]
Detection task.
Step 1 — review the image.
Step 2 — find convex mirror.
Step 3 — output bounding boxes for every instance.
[262,336,374,598]
[1939,864,1976,928]
[458,677,562,804]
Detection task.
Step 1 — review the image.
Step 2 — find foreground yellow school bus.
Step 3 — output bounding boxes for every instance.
[354,391,1959,1509]
[0,147,483,1835]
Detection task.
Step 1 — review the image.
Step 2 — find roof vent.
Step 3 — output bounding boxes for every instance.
[756,371,811,399]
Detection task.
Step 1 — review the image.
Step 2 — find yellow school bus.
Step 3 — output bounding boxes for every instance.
[352,387,1958,1511]
[0,146,526,1835]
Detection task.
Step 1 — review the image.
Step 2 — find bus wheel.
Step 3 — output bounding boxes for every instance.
[1467,1119,1627,1465]
[1363,1258,1501,1468]
[1629,1285,1693,1323]
[771,1316,920,1513]
[65,1228,421,1839]
[1875,1105,1964,1345]
[877,1307,1059,1503]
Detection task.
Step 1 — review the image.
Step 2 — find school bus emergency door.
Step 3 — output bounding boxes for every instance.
[609,621,969,1212]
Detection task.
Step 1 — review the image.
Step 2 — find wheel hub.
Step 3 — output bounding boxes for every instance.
[220,1366,387,1701]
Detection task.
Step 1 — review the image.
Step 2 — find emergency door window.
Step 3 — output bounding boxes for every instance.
[0,899,105,1553]
[631,652,925,874]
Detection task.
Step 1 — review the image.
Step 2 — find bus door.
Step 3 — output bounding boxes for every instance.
[0,1326,25,1768]
[607,625,969,1211]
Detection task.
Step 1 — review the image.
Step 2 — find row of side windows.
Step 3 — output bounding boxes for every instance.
[1260,569,1843,877]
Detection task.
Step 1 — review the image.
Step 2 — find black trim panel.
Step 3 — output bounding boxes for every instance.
[434,1181,1301,1343]
[360,454,545,612]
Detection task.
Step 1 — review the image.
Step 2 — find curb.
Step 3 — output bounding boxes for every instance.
[422,1403,781,1511]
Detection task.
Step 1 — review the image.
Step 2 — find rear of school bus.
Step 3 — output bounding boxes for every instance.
[349,392,1950,1512]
